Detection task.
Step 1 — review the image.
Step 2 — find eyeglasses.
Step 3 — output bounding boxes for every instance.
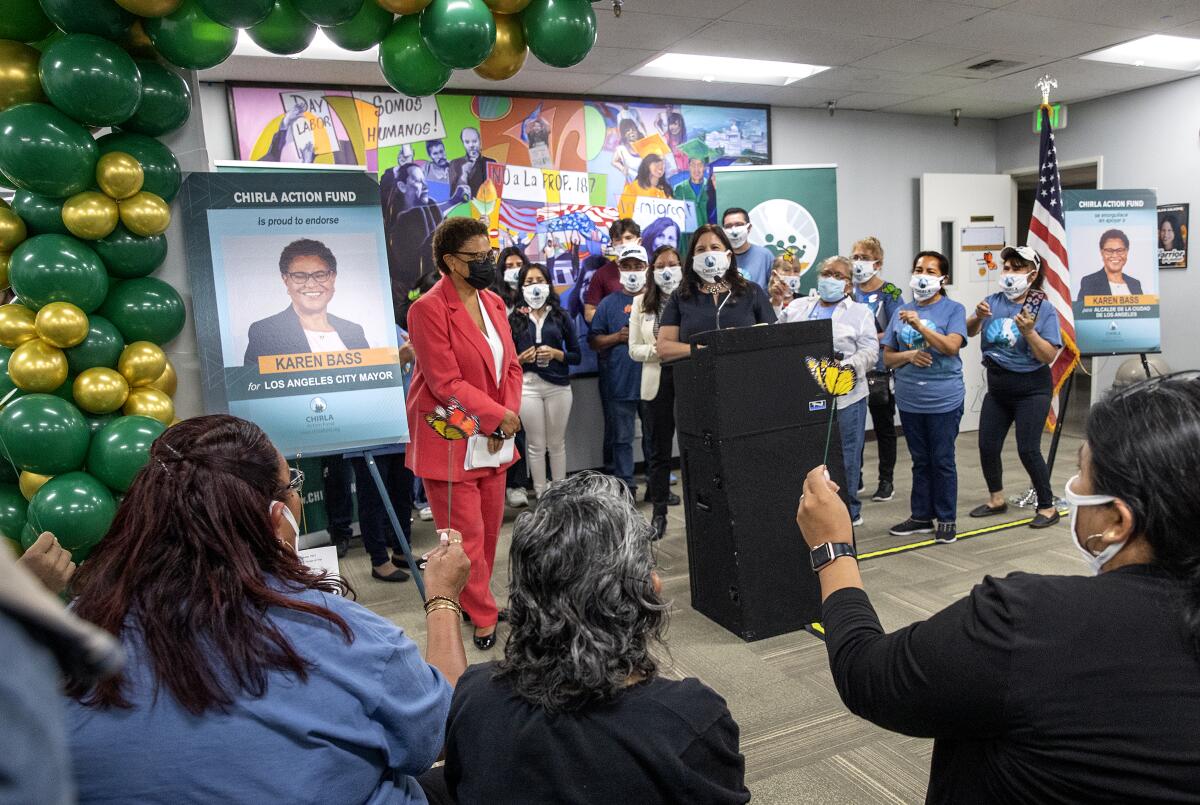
[1101,248,1128,257]
[285,270,335,285]
[455,250,497,262]
[287,467,305,493]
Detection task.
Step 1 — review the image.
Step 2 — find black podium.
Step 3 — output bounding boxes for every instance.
[673,320,846,641]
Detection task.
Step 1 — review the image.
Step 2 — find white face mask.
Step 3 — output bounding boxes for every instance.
[1000,271,1032,300]
[523,283,549,309]
[503,266,521,288]
[723,224,749,248]
[1063,474,1123,574]
[852,260,878,284]
[783,274,803,294]
[653,266,680,294]
[619,270,646,294]
[270,501,300,542]
[693,250,731,283]
[910,274,942,301]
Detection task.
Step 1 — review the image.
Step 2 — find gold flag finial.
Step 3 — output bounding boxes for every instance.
[1036,74,1058,107]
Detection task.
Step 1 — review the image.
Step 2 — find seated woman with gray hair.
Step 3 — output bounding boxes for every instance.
[439,472,750,804]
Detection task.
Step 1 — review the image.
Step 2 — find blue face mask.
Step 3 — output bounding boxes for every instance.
[817,276,847,303]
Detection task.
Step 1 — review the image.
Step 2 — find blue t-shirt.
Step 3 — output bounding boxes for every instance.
[735,244,774,289]
[979,291,1062,373]
[806,302,837,320]
[589,292,642,403]
[854,282,904,372]
[67,585,451,805]
[882,295,968,414]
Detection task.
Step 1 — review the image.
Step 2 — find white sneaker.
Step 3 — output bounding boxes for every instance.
[851,516,864,527]
[506,487,529,508]
[418,506,433,522]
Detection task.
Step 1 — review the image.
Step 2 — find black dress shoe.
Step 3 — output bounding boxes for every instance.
[651,514,667,541]
[473,630,497,650]
[969,502,1008,518]
[1029,511,1061,529]
[667,492,681,506]
[334,538,349,559]
[371,565,410,583]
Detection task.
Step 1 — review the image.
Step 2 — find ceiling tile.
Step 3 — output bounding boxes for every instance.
[1004,0,1200,32]
[879,92,1030,117]
[725,0,986,39]
[524,46,658,75]
[835,91,925,110]
[624,0,750,18]
[670,21,903,65]
[853,42,989,73]
[918,9,1147,55]
[594,9,714,51]
[768,84,857,107]
[802,66,980,94]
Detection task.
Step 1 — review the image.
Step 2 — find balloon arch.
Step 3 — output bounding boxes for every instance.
[0,0,600,561]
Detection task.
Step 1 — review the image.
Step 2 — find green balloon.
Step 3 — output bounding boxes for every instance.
[10,235,109,312]
[0,458,17,486]
[11,191,69,236]
[195,0,274,28]
[122,61,190,137]
[0,484,28,542]
[96,131,181,202]
[87,414,165,492]
[419,0,494,69]
[0,102,99,197]
[93,224,168,278]
[0,0,55,43]
[98,277,185,345]
[65,315,124,375]
[84,411,119,436]
[293,0,362,27]
[27,471,116,563]
[144,0,237,71]
[521,0,595,68]
[38,34,143,127]
[379,16,451,98]
[0,347,16,400]
[40,0,134,41]
[248,0,316,55]
[323,0,391,51]
[0,393,90,475]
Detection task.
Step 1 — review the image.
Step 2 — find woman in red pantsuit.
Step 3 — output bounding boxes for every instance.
[407,218,523,650]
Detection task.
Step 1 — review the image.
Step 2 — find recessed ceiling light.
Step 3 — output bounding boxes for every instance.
[230,29,379,63]
[1081,34,1200,71]
[633,53,829,86]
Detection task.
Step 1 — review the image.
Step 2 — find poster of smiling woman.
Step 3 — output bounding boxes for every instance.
[180,173,408,457]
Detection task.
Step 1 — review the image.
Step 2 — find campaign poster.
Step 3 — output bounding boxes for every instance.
[1064,189,1161,355]
[179,173,408,457]
[1158,203,1188,269]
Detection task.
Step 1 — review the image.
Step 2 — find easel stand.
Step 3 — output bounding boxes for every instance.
[343,449,426,600]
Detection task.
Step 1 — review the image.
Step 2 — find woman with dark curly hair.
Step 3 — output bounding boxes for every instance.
[440,472,750,804]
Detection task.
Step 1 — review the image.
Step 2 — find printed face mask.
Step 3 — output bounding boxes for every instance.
[1000,271,1032,300]
[909,274,942,301]
[852,260,878,284]
[723,225,749,248]
[693,250,731,283]
[619,270,646,294]
[1063,474,1123,575]
[524,283,549,309]
[503,267,521,288]
[653,266,681,294]
[783,275,803,294]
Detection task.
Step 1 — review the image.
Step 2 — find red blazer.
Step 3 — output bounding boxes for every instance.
[405,276,523,482]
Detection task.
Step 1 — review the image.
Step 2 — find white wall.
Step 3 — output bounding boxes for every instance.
[995,75,1200,399]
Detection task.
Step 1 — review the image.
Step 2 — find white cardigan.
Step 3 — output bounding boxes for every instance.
[627,293,663,401]
[778,295,878,408]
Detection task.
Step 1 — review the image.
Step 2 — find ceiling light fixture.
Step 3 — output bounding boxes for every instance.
[632,53,829,87]
[1081,33,1200,71]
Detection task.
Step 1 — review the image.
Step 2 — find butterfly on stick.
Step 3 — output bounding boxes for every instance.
[424,398,481,441]
[806,357,858,467]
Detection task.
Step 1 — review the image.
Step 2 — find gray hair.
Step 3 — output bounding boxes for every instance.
[494,472,668,711]
[820,255,853,277]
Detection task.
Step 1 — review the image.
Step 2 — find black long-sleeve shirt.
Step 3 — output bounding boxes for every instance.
[822,564,1200,803]
[510,309,581,386]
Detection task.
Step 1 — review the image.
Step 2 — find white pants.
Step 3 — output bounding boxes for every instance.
[520,374,573,497]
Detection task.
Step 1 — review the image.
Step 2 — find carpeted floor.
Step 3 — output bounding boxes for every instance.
[337,429,1086,804]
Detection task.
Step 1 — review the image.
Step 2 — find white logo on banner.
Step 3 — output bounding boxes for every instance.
[353,92,445,148]
[631,197,696,232]
[750,199,820,269]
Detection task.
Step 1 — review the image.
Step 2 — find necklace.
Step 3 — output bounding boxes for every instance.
[700,279,730,295]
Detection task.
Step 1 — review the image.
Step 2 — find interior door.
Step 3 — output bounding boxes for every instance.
[920,173,1018,432]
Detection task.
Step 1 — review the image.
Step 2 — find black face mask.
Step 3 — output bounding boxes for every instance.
[463,256,495,290]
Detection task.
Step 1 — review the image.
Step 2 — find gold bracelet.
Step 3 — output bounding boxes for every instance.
[425,601,462,617]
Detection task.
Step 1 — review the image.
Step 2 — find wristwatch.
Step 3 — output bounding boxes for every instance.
[809,542,857,572]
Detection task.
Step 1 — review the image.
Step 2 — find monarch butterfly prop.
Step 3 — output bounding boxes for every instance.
[806,357,858,468]
[424,398,481,441]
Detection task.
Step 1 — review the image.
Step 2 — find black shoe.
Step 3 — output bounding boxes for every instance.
[667,492,681,506]
[871,481,894,502]
[371,564,410,583]
[1029,511,1060,529]
[969,502,1008,518]
[473,629,497,651]
[889,518,933,536]
[651,514,667,541]
[934,522,957,543]
[334,538,349,559]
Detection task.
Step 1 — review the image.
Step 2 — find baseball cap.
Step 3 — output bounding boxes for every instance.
[618,244,648,264]
[1000,245,1042,268]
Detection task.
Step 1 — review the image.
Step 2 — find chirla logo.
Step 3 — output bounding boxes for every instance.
[310,397,328,413]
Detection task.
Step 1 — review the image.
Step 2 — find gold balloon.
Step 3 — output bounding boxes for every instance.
[123,387,174,425]
[0,207,26,252]
[484,0,531,12]
[0,40,46,113]
[118,341,167,387]
[0,252,10,292]
[96,152,145,200]
[62,192,120,241]
[74,367,131,414]
[148,357,177,397]
[475,12,527,81]
[34,302,90,349]
[118,191,171,237]
[19,472,52,501]
[114,0,182,16]
[376,0,431,12]
[0,304,37,349]
[9,338,68,393]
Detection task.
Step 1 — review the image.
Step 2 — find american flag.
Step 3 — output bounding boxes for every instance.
[498,200,539,235]
[1026,105,1079,430]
